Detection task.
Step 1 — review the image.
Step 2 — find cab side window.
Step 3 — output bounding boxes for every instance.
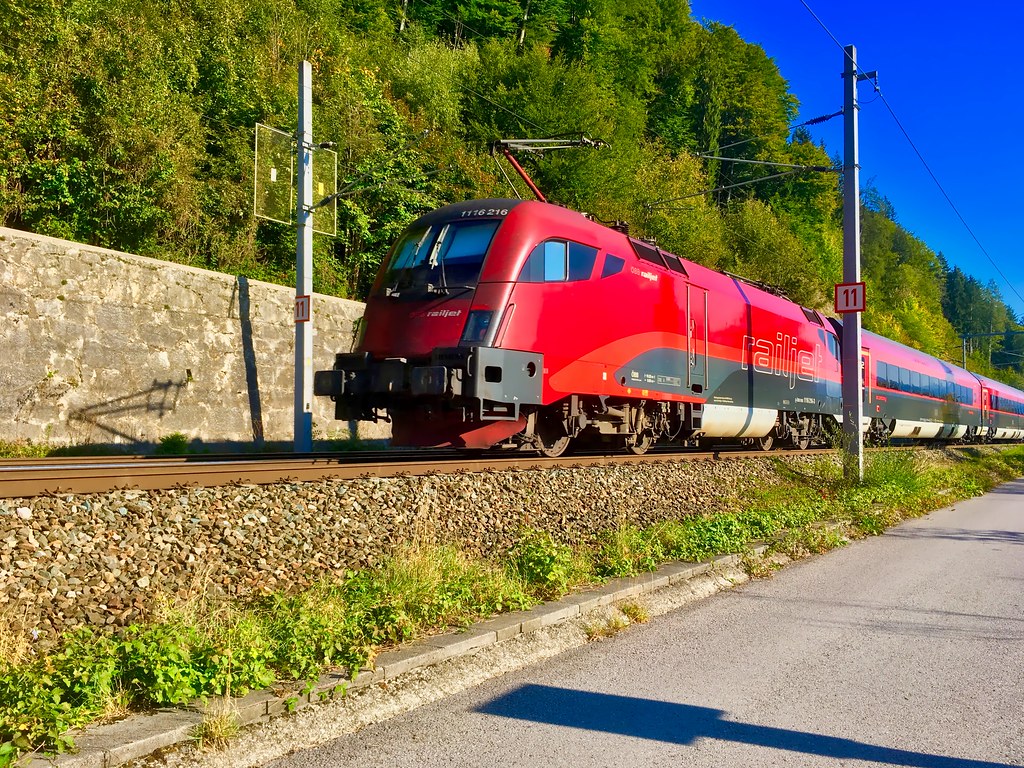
[520,240,599,282]
[568,242,598,280]
[601,254,625,278]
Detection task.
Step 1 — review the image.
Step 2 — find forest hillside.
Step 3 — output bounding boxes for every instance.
[2,0,1021,384]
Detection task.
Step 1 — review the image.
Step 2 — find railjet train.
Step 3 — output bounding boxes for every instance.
[313,199,1024,456]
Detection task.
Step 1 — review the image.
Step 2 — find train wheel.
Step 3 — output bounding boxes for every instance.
[538,435,571,458]
[627,433,653,455]
[755,435,774,451]
[793,433,811,450]
[533,414,571,458]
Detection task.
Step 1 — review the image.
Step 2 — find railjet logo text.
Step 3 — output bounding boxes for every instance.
[742,333,822,389]
[629,266,658,282]
[412,308,464,319]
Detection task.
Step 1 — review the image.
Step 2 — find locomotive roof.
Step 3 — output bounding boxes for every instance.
[414,198,524,223]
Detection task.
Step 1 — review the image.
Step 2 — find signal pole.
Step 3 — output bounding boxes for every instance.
[294,60,314,453]
[841,45,876,482]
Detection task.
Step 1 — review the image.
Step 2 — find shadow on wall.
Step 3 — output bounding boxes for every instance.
[70,379,186,444]
[234,276,265,448]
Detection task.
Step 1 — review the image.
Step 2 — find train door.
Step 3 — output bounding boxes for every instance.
[861,351,872,406]
[687,285,708,394]
[981,386,991,432]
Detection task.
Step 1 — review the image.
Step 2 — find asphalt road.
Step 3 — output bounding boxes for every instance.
[266,479,1024,768]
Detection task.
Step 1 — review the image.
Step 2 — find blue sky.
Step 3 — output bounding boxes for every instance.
[687,0,1024,319]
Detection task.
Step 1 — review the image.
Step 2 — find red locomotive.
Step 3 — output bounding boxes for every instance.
[314,198,1024,453]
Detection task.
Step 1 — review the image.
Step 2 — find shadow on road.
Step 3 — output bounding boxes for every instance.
[477,684,1015,767]
[729,593,1024,641]
[886,527,1024,546]
[988,481,1024,495]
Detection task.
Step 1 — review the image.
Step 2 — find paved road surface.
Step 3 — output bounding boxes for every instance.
[267,480,1024,767]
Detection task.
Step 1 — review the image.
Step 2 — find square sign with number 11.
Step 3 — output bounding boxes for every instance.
[835,282,866,313]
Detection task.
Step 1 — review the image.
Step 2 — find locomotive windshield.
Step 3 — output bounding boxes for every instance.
[380,218,502,297]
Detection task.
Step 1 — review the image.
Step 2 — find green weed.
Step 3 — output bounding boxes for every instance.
[0,440,50,459]
[506,528,579,599]
[594,525,664,577]
[777,526,849,558]
[154,433,190,455]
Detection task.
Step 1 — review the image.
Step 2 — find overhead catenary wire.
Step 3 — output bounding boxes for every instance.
[694,154,836,172]
[711,109,842,155]
[645,168,819,210]
[875,90,1024,310]
[798,0,1024,311]
[429,5,492,44]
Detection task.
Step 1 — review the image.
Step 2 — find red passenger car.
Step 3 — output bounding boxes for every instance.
[856,330,982,442]
[973,373,1024,441]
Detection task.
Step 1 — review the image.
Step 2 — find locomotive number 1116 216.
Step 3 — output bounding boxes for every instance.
[459,207,510,218]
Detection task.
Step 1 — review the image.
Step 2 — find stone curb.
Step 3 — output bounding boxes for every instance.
[26,545,767,768]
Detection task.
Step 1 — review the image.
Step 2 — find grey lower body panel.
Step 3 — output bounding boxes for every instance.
[313,346,544,422]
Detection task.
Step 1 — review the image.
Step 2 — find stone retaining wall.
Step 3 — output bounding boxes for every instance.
[0,456,831,638]
[0,227,377,447]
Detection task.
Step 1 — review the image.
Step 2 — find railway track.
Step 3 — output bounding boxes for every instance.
[0,446,833,499]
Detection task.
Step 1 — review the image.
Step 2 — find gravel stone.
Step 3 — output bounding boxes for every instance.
[0,453,849,639]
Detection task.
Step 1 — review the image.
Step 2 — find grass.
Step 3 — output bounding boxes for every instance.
[619,600,649,624]
[583,613,630,640]
[0,440,51,460]
[0,612,33,670]
[192,698,240,750]
[2,445,1023,764]
[0,439,133,458]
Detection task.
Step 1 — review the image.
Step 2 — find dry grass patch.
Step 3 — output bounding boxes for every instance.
[192,697,240,750]
[619,600,649,624]
[0,610,35,668]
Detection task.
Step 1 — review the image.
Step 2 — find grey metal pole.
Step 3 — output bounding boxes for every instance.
[842,45,865,482]
[294,60,314,453]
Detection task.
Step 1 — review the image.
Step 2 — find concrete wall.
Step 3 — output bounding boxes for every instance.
[0,227,377,447]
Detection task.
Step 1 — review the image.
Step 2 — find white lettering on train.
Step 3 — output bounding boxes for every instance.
[741,333,822,389]
[629,266,658,282]
[415,309,464,319]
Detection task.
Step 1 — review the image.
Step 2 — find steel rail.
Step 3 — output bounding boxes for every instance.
[0,447,831,499]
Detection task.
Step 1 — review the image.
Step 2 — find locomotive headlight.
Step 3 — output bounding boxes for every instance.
[460,309,495,344]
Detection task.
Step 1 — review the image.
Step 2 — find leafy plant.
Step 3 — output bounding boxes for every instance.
[154,432,190,455]
[506,528,578,599]
[594,525,663,578]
